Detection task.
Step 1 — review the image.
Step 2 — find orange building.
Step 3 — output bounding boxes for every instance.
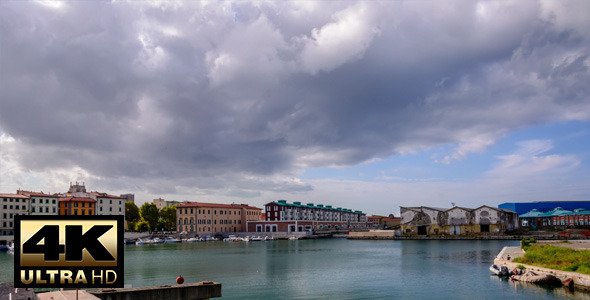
[58,197,96,215]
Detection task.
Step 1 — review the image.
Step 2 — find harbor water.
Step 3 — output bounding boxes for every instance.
[2,239,590,299]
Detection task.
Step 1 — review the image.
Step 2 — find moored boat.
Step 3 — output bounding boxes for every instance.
[489,264,510,276]
[164,237,181,243]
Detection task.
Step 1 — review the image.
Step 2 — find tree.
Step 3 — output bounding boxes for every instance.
[139,203,159,231]
[135,221,149,232]
[125,201,140,222]
[159,206,177,232]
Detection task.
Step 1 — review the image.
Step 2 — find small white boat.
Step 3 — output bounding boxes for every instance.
[186,237,201,242]
[250,236,264,242]
[224,235,238,242]
[164,237,181,243]
[135,238,146,245]
[152,237,164,244]
[490,264,510,276]
[289,235,298,240]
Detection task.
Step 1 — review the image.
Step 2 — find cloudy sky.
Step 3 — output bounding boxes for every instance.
[1,0,589,215]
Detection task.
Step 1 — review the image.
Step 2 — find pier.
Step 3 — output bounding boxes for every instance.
[34,282,222,300]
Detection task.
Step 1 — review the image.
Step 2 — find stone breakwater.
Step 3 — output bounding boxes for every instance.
[494,246,590,291]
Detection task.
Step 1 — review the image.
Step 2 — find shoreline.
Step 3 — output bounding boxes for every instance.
[493,244,590,292]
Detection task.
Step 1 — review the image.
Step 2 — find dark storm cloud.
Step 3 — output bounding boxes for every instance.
[1,1,589,194]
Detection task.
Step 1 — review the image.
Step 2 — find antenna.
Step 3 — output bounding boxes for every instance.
[451,202,456,207]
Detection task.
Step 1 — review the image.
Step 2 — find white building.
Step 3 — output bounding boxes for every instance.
[17,190,58,215]
[0,193,29,238]
[93,193,126,216]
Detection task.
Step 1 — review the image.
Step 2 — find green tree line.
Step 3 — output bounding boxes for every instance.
[125,201,177,232]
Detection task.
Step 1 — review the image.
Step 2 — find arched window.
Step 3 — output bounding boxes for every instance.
[178,218,183,225]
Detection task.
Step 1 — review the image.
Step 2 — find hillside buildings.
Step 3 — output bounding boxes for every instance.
[247,200,367,233]
[153,198,181,210]
[400,206,518,235]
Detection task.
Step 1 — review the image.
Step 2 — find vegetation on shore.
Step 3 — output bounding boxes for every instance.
[514,241,590,275]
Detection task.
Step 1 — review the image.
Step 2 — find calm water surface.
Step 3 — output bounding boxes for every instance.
[2,239,590,299]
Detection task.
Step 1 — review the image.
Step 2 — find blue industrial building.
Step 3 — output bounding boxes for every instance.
[499,201,590,215]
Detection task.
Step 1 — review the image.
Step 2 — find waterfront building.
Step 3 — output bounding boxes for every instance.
[367,214,400,228]
[60,182,125,216]
[400,207,446,235]
[519,207,590,229]
[17,190,58,215]
[247,200,367,233]
[232,203,264,225]
[0,193,29,237]
[93,192,126,215]
[400,205,518,235]
[176,202,262,234]
[367,215,384,226]
[58,197,96,215]
[499,200,590,215]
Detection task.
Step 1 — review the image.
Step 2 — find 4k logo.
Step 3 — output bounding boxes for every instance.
[14,215,124,288]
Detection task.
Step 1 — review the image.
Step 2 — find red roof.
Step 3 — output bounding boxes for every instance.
[59,197,96,203]
[232,204,262,210]
[0,194,29,199]
[89,192,125,199]
[177,202,240,209]
[18,190,58,197]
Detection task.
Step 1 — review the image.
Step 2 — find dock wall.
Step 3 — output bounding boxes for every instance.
[89,282,222,300]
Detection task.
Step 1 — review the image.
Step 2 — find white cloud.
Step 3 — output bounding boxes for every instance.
[440,132,501,164]
[298,2,382,74]
[488,139,580,180]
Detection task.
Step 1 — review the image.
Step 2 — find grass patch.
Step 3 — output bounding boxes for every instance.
[513,244,590,275]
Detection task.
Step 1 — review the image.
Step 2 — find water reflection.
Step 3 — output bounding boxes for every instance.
[1,239,589,299]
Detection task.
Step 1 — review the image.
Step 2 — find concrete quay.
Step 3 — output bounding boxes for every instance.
[32,282,222,300]
[494,246,590,291]
[89,282,221,300]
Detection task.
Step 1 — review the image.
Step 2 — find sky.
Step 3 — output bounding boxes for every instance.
[1,0,589,216]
